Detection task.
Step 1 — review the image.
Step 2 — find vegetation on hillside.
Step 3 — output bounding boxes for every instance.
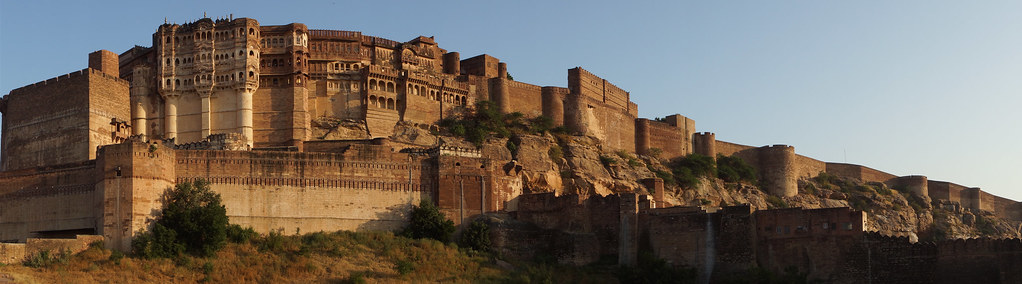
[653,153,757,190]
[132,180,229,258]
[439,100,567,146]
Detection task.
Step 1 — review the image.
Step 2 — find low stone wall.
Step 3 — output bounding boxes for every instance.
[0,235,103,264]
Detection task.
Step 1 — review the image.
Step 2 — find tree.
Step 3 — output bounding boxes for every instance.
[459,219,491,252]
[133,179,229,258]
[403,199,456,242]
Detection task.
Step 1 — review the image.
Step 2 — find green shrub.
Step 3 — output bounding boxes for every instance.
[652,169,676,185]
[766,195,789,209]
[108,249,124,265]
[548,145,563,161]
[132,179,229,258]
[716,154,757,183]
[627,158,642,168]
[663,153,715,189]
[849,197,869,211]
[505,139,519,157]
[132,223,185,259]
[599,155,616,166]
[227,224,258,244]
[403,199,456,242]
[23,249,71,268]
[396,260,415,275]
[459,219,491,252]
[647,148,663,159]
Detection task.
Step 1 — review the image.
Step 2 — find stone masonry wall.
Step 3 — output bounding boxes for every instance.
[1,70,92,171]
[174,145,431,235]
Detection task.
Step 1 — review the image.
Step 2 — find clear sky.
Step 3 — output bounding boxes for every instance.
[2,1,1021,201]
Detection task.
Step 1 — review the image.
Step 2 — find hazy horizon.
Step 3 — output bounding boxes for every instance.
[2,1,1020,201]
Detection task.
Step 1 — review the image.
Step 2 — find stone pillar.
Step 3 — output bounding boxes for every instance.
[164,95,178,140]
[131,98,147,136]
[200,94,212,138]
[237,89,254,148]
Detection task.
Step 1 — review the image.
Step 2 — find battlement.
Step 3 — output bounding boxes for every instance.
[7,68,127,95]
[308,29,362,40]
[506,80,542,91]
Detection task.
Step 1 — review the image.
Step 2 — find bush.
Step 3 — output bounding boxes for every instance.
[132,179,229,258]
[665,154,716,188]
[716,154,757,183]
[227,224,259,244]
[599,155,616,166]
[548,144,563,161]
[23,249,71,268]
[647,148,663,159]
[766,195,789,209]
[459,219,491,252]
[403,199,456,242]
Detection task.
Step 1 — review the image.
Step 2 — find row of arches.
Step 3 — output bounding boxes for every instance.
[164,49,258,67]
[261,36,300,48]
[407,83,468,105]
[162,71,256,89]
[368,95,398,110]
[368,78,395,93]
[164,27,257,46]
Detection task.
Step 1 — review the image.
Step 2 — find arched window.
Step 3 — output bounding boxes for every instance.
[250,50,255,56]
[249,28,255,35]
[174,58,179,65]
[387,82,395,92]
[175,79,180,86]
[165,79,171,87]
[165,36,170,43]
[387,98,395,110]
[369,95,377,107]
[369,79,377,90]
[378,97,386,108]
[461,96,467,105]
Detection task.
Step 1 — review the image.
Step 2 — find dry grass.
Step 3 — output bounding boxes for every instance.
[1,231,510,283]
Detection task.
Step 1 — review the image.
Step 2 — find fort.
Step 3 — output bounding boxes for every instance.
[2,16,1021,282]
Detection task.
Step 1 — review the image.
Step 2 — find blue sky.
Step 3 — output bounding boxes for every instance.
[2,1,1021,201]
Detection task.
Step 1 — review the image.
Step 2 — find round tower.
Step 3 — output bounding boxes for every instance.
[443,52,461,75]
[693,132,716,158]
[492,62,510,113]
[758,145,797,197]
[893,175,929,197]
[635,119,651,156]
[541,87,565,127]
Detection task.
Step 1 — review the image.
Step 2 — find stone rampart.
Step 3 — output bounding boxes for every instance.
[0,235,103,264]
[824,162,897,184]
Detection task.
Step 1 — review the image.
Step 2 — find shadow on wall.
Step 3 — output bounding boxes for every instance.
[356,202,416,232]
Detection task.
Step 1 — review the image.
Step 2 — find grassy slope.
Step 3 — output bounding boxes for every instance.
[0,230,617,284]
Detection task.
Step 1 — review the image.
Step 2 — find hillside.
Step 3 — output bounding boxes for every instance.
[0,231,625,283]
[398,122,1022,242]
